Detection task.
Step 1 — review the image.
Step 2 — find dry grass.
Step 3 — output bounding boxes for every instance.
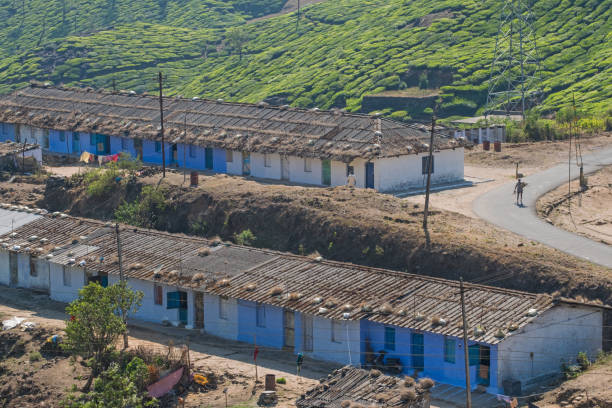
[418,378,435,390]
[268,286,283,296]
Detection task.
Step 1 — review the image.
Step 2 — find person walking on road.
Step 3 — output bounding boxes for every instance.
[514,178,526,206]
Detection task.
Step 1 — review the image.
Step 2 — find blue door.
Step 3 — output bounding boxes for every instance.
[72,132,80,153]
[411,333,424,371]
[205,148,214,170]
[167,291,188,325]
[365,162,374,189]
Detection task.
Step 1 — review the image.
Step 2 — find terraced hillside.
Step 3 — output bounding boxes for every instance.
[0,0,610,117]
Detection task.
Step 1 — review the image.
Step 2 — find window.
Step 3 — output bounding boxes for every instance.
[62,266,71,287]
[90,134,96,146]
[154,284,163,305]
[304,158,312,172]
[422,156,435,174]
[219,296,229,320]
[59,131,65,142]
[444,337,456,363]
[73,132,79,141]
[384,327,396,351]
[331,320,343,343]
[264,153,272,168]
[189,144,197,158]
[226,150,233,163]
[256,303,266,327]
[346,165,354,177]
[155,141,162,153]
[468,344,480,366]
[121,138,130,151]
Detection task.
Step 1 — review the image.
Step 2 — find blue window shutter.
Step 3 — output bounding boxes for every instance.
[469,345,480,366]
[384,327,396,351]
[167,291,180,309]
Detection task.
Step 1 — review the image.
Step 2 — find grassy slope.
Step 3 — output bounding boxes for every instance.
[0,0,610,116]
[0,0,285,56]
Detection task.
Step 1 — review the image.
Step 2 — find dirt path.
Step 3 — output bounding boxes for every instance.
[0,286,332,407]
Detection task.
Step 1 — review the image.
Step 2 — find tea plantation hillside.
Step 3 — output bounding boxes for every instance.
[0,0,610,118]
[0,0,286,57]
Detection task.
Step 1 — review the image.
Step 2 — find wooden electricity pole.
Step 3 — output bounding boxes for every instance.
[158,72,166,178]
[115,223,128,349]
[423,114,436,230]
[460,277,472,408]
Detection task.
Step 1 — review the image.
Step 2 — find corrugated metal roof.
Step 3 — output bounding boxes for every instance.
[0,209,592,344]
[0,207,41,235]
[296,366,428,408]
[0,84,464,161]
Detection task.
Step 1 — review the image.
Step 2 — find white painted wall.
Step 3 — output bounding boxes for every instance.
[250,152,281,180]
[374,148,464,192]
[497,305,603,391]
[49,263,85,303]
[310,316,361,365]
[204,294,238,341]
[289,156,322,185]
[226,150,242,175]
[107,275,177,324]
[15,254,50,291]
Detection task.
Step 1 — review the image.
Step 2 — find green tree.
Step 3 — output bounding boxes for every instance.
[64,363,155,408]
[226,26,249,60]
[62,283,126,391]
[115,186,167,229]
[108,281,144,349]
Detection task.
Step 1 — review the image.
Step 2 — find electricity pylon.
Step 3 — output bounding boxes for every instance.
[485,0,543,118]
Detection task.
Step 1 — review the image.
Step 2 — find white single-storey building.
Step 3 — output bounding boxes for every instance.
[0,207,607,396]
[0,84,465,192]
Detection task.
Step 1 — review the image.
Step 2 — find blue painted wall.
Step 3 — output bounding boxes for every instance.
[361,321,500,392]
[0,123,15,142]
[213,148,227,173]
[237,300,284,349]
[49,130,70,153]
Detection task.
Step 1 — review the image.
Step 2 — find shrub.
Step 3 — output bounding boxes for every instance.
[29,351,42,362]
[234,229,256,246]
[84,162,122,197]
[125,357,149,391]
[117,153,143,172]
[275,377,286,384]
[115,185,167,229]
[577,352,590,370]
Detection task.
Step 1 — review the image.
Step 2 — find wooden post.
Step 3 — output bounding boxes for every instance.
[158,72,166,178]
[254,334,258,382]
[423,114,436,231]
[183,113,187,184]
[115,223,128,349]
[460,277,472,408]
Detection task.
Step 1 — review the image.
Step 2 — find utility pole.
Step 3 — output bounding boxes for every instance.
[116,223,128,349]
[183,113,187,184]
[460,277,472,408]
[158,72,166,178]
[423,114,436,230]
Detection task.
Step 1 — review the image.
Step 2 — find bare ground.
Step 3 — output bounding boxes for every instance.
[535,354,612,408]
[0,286,332,407]
[537,166,612,246]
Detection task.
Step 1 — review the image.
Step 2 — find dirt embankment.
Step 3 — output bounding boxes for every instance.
[538,166,612,246]
[37,171,612,304]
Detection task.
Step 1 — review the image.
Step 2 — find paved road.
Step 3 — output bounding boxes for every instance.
[473,147,612,268]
